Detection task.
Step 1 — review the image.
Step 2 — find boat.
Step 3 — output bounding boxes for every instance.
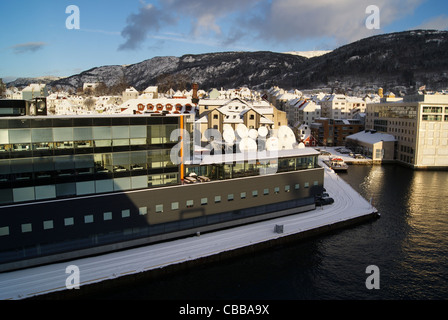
[0,114,324,272]
[327,156,349,172]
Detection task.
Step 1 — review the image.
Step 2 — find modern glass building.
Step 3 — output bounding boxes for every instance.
[0,114,324,271]
[0,115,181,205]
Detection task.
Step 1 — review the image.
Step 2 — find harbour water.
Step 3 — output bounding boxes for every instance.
[90,164,448,300]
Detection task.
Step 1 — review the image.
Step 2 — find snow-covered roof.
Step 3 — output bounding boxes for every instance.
[346,130,396,144]
[119,98,197,115]
[22,83,46,91]
[143,86,158,93]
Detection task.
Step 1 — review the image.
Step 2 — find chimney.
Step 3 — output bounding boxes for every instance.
[192,83,199,104]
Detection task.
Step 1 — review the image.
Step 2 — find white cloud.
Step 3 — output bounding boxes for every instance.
[119,0,260,50]
[119,0,426,51]
[248,0,425,45]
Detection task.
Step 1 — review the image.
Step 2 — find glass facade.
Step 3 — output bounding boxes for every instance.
[185,155,318,180]
[421,105,448,122]
[374,105,417,119]
[0,116,180,204]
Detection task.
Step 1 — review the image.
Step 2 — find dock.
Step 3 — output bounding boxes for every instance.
[0,159,378,300]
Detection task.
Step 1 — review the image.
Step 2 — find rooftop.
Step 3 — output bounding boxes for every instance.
[346,130,396,144]
[187,147,320,165]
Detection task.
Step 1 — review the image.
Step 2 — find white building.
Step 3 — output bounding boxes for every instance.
[285,99,321,127]
[21,84,48,100]
[122,87,139,102]
[142,86,158,99]
[366,93,448,168]
[319,94,366,119]
[83,83,100,92]
[346,130,396,162]
[4,88,22,100]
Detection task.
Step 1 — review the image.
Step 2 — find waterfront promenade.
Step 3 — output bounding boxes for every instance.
[0,159,377,300]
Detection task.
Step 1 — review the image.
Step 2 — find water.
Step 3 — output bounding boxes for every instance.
[91,165,448,300]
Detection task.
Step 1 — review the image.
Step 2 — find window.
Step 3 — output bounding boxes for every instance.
[215,195,221,203]
[304,182,309,188]
[295,184,300,190]
[264,188,269,195]
[285,185,290,192]
[0,226,9,236]
[274,187,280,194]
[155,204,164,213]
[186,200,194,208]
[21,223,32,233]
[171,202,179,210]
[43,220,54,230]
[375,149,382,159]
[228,194,234,201]
[84,215,94,223]
[422,114,442,121]
[64,217,74,226]
[201,198,208,205]
[240,192,246,199]
[314,181,319,186]
[122,209,130,218]
[103,212,112,220]
[422,106,443,113]
[139,207,147,215]
[252,190,258,197]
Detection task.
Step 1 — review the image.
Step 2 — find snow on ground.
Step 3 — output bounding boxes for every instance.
[0,159,376,300]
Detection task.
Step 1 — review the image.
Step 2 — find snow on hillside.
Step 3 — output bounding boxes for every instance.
[283,50,332,58]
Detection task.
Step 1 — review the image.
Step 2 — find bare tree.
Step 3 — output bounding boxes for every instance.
[84,97,96,111]
[95,82,108,96]
[156,73,191,92]
[109,73,129,95]
[0,78,6,98]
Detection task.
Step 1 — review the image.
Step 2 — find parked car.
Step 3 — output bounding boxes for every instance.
[315,197,334,206]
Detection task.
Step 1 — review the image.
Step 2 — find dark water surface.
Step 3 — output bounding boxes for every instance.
[93,164,448,300]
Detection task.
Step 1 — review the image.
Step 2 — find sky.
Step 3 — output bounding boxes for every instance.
[1,0,448,83]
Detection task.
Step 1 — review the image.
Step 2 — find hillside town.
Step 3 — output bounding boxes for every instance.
[1,79,448,169]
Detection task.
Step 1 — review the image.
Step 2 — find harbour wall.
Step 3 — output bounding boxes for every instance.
[35,210,379,300]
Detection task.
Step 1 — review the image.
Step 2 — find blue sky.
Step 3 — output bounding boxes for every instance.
[1,0,447,82]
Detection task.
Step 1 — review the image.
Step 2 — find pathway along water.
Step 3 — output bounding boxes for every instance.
[88,164,448,300]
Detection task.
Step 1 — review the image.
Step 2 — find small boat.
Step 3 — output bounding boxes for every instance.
[328,157,349,172]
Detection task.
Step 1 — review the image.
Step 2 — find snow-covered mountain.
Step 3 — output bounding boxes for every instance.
[12,30,448,93]
[293,30,448,92]
[7,76,64,88]
[49,51,308,92]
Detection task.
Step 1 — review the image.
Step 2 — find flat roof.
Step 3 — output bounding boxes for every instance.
[186,147,319,165]
[0,113,185,120]
[346,130,396,144]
